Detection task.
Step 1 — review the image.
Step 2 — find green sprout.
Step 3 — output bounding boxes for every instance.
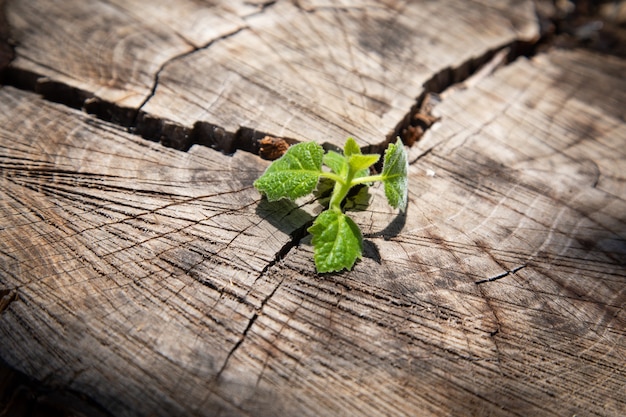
[254,137,408,273]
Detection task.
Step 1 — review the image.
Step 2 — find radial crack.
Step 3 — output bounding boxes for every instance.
[475,265,526,285]
[212,210,311,381]
[213,267,287,382]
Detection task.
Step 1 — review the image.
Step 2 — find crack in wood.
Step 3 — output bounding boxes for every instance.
[0,289,18,314]
[0,18,543,161]
[212,210,311,382]
[385,36,542,158]
[475,265,527,285]
[132,26,250,151]
[213,273,285,383]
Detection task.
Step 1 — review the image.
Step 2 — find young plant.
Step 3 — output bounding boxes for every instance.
[254,137,408,273]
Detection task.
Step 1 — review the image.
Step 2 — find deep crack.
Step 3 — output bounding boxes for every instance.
[213,211,312,380]
[1,13,545,161]
[132,26,249,151]
[383,37,540,156]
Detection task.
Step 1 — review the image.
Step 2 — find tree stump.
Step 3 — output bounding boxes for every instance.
[1,1,624,416]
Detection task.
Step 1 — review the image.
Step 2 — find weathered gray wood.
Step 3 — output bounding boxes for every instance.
[0,85,317,416]
[263,48,626,416]
[4,0,539,149]
[2,45,625,416]
[1,1,625,416]
[103,0,253,48]
[2,0,258,124]
[139,0,539,150]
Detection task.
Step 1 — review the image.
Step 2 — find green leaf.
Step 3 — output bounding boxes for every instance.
[323,151,347,175]
[254,141,324,201]
[342,138,379,179]
[348,154,380,172]
[308,210,362,273]
[255,137,409,273]
[343,137,361,156]
[354,168,369,180]
[381,138,408,211]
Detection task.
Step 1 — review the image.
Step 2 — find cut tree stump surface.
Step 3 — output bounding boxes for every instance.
[4,0,538,150]
[1,1,625,417]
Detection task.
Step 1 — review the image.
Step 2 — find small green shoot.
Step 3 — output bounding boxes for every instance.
[255,137,408,273]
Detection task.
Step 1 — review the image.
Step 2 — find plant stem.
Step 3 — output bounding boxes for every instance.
[321,162,386,213]
[351,174,384,185]
[329,179,350,212]
[319,172,345,185]
[328,166,358,212]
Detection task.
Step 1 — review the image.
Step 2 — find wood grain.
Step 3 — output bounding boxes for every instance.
[2,45,625,416]
[139,0,539,150]
[253,48,626,416]
[0,86,317,416]
[1,1,625,416]
[3,0,539,150]
[2,0,256,124]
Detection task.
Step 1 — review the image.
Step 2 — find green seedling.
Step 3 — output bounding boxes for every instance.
[254,137,408,273]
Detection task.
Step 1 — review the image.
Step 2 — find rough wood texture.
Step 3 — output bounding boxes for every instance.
[138,0,538,150]
[1,1,625,417]
[3,0,538,149]
[0,0,13,72]
[2,46,625,416]
[0,85,317,416]
[277,49,626,416]
[2,0,261,124]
